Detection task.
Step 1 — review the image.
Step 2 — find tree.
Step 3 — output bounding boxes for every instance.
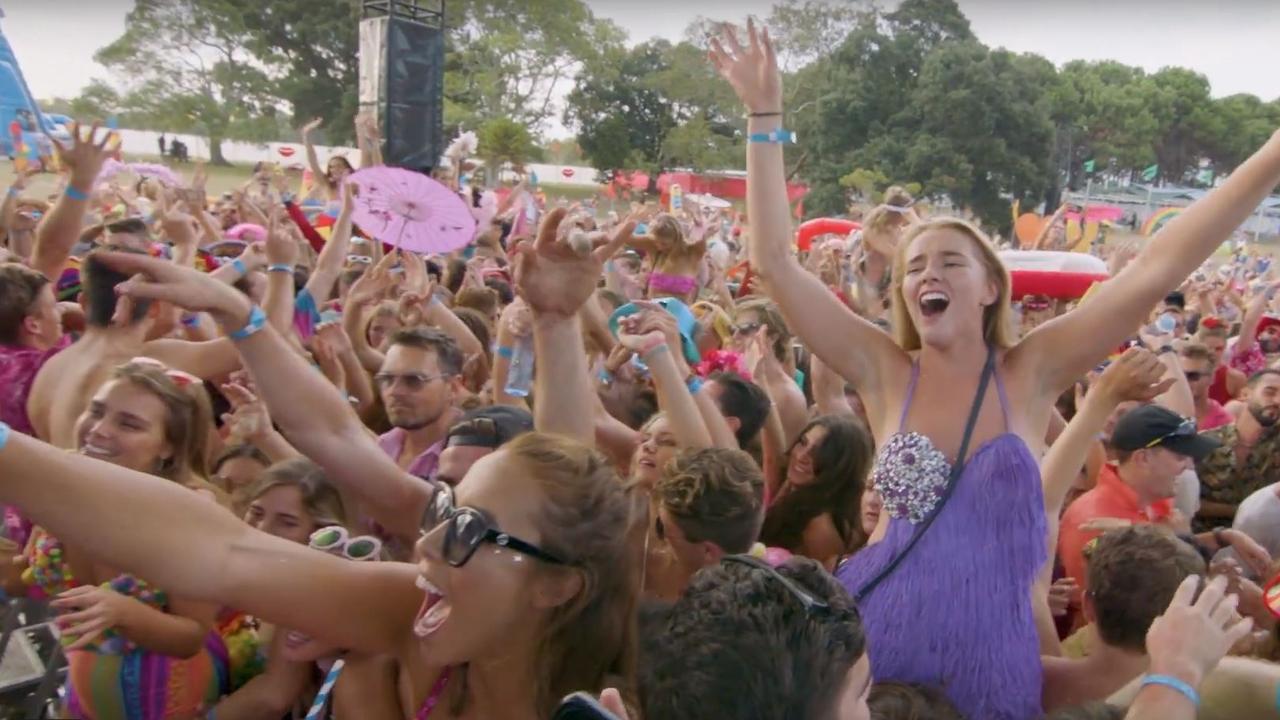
[94,0,280,164]
[477,117,540,180]
[211,0,360,144]
[443,0,625,133]
[565,41,676,183]
[1201,94,1280,174]
[766,0,869,72]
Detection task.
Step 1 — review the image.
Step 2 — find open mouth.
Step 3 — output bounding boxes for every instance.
[919,291,950,318]
[414,575,451,639]
[284,631,312,649]
[79,443,115,460]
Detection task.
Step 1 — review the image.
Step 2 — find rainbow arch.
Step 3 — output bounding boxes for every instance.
[1141,207,1182,236]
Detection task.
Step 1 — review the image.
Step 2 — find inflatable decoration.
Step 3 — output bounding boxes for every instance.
[1141,207,1182,237]
[999,250,1109,300]
[796,217,860,252]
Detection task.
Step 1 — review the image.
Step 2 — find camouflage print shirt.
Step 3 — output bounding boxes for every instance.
[1194,423,1280,533]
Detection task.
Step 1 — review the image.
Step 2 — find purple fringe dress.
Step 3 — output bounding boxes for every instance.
[837,362,1046,720]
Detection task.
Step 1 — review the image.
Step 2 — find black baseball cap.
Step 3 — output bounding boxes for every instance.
[1110,404,1219,461]
[445,406,534,449]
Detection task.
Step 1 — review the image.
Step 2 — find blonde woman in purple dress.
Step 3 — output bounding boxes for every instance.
[711,19,1280,720]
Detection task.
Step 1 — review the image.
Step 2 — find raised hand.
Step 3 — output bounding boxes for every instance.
[49,121,113,188]
[708,19,782,114]
[1145,574,1253,688]
[346,251,398,308]
[300,117,323,138]
[264,214,298,268]
[220,382,272,442]
[513,207,632,319]
[1090,346,1175,405]
[97,251,252,330]
[616,313,665,353]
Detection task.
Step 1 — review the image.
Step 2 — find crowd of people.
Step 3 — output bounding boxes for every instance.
[0,19,1279,720]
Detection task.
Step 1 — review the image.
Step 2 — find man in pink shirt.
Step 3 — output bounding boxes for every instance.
[0,263,69,436]
[1180,342,1234,431]
[374,327,464,480]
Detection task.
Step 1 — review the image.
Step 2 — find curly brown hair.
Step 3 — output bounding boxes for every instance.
[1087,525,1205,652]
[655,447,764,555]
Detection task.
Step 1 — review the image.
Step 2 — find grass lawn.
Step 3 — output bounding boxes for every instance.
[0,153,611,205]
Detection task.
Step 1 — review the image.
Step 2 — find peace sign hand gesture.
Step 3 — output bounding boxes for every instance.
[708,19,782,114]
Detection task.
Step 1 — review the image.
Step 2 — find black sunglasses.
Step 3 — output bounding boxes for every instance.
[731,321,762,337]
[721,554,834,617]
[422,485,567,568]
[1183,371,1206,383]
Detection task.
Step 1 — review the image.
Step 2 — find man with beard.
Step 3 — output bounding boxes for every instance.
[1195,369,1280,532]
[374,327,464,480]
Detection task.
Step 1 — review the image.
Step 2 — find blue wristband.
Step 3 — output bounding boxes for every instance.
[748,128,797,144]
[267,263,292,273]
[181,314,201,328]
[0,420,9,452]
[227,306,267,341]
[496,345,514,359]
[230,258,247,276]
[687,376,705,394]
[64,185,90,201]
[7,186,18,198]
[1141,674,1199,707]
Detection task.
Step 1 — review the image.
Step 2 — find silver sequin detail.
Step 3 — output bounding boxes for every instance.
[871,432,952,524]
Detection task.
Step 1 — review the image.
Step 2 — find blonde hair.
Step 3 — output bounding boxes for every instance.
[243,458,348,531]
[890,218,1015,352]
[111,361,214,487]
[452,433,642,717]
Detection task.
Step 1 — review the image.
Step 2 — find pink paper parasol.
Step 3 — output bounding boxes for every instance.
[347,167,476,254]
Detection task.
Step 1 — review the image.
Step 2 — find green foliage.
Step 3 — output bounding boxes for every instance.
[477,117,541,175]
[443,0,625,132]
[91,0,283,163]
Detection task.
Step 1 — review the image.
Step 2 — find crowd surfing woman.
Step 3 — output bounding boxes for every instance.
[0,224,643,720]
[30,359,230,718]
[711,18,1280,720]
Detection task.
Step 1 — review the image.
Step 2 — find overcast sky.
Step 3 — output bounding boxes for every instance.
[4,0,1278,135]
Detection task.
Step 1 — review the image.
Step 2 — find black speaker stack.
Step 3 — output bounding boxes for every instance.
[359,0,445,172]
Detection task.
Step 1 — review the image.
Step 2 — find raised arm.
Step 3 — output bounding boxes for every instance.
[97,251,434,543]
[30,123,113,280]
[618,306,713,450]
[1042,349,1171,522]
[514,209,631,444]
[300,118,326,189]
[709,22,904,406]
[303,184,354,304]
[1023,131,1280,396]
[0,430,420,656]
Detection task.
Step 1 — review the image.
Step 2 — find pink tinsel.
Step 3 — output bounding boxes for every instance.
[695,349,752,381]
[127,162,182,187]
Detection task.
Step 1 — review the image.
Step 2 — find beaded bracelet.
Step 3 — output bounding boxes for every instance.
[228,306,267,341]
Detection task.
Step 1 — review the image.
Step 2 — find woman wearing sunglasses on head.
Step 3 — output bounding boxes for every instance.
[20,359,231,719]
[0,226,644,718]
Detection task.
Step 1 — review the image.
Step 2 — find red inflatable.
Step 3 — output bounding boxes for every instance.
[999,250,1109,300]
[796,218,859,252]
